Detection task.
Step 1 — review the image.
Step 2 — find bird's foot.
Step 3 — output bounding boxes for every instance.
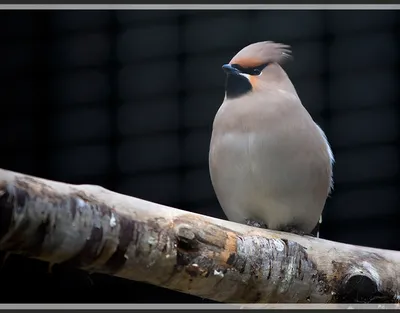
[245,218,268,229]
[280,225,314,237]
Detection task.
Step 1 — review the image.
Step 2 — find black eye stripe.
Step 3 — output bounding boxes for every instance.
[231,63,269,75]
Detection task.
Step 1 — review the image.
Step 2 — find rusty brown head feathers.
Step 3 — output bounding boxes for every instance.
[230,41,292,68]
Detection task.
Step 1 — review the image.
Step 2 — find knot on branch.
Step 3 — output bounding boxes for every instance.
[331,259,397,303]
[176,225,198,252]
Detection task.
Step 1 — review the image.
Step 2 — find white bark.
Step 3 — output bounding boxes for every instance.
[0,168,399,303]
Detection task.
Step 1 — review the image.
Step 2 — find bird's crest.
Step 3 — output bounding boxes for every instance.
[230,41,292,68]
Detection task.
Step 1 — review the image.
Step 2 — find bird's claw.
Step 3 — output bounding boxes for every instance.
[245,218,268,229]
[280,225,313,237]
[288,228,306,236]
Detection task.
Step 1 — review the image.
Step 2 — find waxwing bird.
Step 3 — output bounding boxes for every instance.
[209,41,334,236]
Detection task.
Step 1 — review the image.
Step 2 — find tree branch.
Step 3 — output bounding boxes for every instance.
[0,168,399,303]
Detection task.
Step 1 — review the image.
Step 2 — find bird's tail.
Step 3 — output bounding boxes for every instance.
[310,215,322,238]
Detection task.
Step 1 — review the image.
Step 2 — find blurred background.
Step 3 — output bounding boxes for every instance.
[0,9,399,302]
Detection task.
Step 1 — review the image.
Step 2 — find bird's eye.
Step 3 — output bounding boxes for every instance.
[252,63,269,75]
[230,63,269,76]
[252,69,261,75]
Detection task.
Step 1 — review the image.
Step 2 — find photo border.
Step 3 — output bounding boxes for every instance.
[0,4,399,310]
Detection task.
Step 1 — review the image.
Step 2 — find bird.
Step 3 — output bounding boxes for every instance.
[208,41,334,236]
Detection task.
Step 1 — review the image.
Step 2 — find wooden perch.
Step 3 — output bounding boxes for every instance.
[0,168,400,304]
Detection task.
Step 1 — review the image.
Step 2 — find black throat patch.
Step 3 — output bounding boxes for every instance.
[225,74,252,99]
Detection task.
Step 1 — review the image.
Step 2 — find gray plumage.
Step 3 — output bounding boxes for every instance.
[209,41,334,235]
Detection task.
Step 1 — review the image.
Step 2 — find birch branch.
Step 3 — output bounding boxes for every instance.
[0,168,399,303]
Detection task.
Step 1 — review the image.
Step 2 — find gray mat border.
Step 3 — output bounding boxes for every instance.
[0,3,400,7]
[0,304,399,309]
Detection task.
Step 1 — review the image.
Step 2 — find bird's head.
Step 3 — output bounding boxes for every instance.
[222,41,292,99]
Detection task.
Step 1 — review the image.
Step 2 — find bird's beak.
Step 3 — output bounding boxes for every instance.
[222,64,239,75]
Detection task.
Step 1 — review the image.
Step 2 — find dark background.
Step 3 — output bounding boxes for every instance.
[0,9,399,303]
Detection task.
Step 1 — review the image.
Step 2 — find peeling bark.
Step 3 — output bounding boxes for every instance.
[0,168,399,303]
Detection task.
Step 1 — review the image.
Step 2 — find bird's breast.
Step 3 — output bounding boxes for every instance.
[209,101,332,230]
